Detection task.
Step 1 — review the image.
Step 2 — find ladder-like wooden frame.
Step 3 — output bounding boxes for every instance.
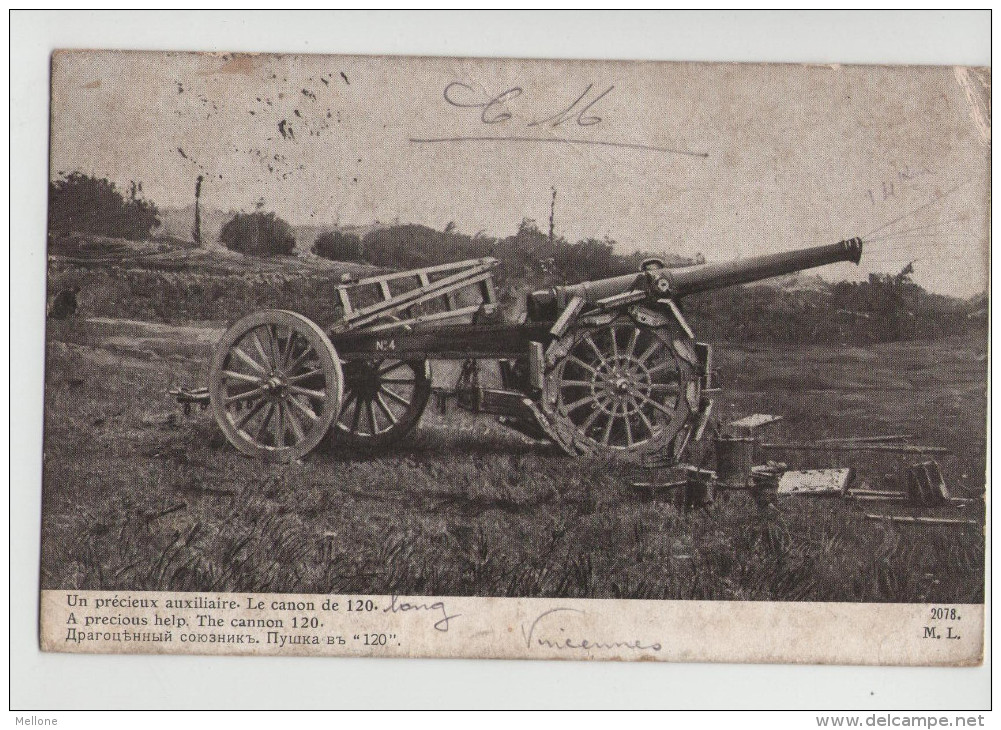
[329,257,499,334]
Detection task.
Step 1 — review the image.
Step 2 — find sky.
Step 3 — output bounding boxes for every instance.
[50,51,989,297]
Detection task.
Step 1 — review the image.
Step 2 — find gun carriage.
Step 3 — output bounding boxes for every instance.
[183,238,863,463]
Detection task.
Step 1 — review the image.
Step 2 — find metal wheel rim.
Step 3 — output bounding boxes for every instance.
[209,310,343,461]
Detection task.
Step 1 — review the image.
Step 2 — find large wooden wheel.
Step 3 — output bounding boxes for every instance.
[209,310,343,462]
[331,358,431,449]
[544,314,698,457]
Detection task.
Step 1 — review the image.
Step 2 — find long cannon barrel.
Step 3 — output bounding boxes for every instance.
[668,238,863,297]
[527,238,862,318]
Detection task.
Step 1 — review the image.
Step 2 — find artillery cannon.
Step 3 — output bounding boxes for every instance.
[184,237,862,462]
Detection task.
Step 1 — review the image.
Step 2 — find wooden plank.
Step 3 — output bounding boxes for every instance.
[864,514,981,526]
[416,271,457,309]
[350,303,482,334]
[779,469,841,496]
[475,388,537,416]
[818,434,914,444]
[340,257,498,288]
[778,468,854,496]
[480,276,497,305]
[693,397,715,441]
[663,298,696,339]
[630,481,688,490]
[549,296,585,338]
[336,286,353,315]
[729,413,783,430]
[849,489,905,498]
[762,442,950,455]
[343,266,495,327]
[350,271,494,328]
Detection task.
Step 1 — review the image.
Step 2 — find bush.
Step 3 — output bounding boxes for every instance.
[312,230,364,261]
[361,224,493,270]
[219,212,296,257]
[48,172,159,240]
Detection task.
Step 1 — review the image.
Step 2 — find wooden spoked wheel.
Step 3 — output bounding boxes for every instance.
[209,310,343,462]
[547,319,696,454]
[331,359,431,449]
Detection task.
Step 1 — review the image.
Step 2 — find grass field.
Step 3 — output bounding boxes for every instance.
[40,315,986,602]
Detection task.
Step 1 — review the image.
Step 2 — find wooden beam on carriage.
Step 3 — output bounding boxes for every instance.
[335,263,497,330]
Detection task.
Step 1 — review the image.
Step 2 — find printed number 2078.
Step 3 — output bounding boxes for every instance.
[930,607,960,620]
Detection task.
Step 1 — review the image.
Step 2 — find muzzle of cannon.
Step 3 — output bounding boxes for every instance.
[527,238,863,320]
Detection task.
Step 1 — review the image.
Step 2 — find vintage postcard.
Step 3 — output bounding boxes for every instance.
[40,50,988,664]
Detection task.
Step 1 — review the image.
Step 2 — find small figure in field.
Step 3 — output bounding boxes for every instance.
[48,286,80,319]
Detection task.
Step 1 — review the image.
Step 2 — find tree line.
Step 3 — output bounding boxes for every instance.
[47,173,983,345]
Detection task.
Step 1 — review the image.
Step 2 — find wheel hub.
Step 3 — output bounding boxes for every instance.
[592,357,653,414]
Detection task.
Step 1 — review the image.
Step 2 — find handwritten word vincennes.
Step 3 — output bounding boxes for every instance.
[443,82,614,128]
[522,607,662,652]
[384,594,460,632]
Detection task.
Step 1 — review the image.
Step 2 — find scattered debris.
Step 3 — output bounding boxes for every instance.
[777,468,854,496]
[715,435,756,486]
[630,467,714,511]
[630,418,973,523]
[905,460,950,506]
[629,477,688,495]
[749,462,785,506]
[864,514,980,527]
[680,467,715,510]
[728,413,783,430]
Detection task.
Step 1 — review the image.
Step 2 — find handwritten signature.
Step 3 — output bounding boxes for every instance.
[383,594,460,632]
[415,81,709,158]
[443,82,614,128]
[521,607,662,652]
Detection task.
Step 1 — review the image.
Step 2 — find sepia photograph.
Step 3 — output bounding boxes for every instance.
[36,44,987,665]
